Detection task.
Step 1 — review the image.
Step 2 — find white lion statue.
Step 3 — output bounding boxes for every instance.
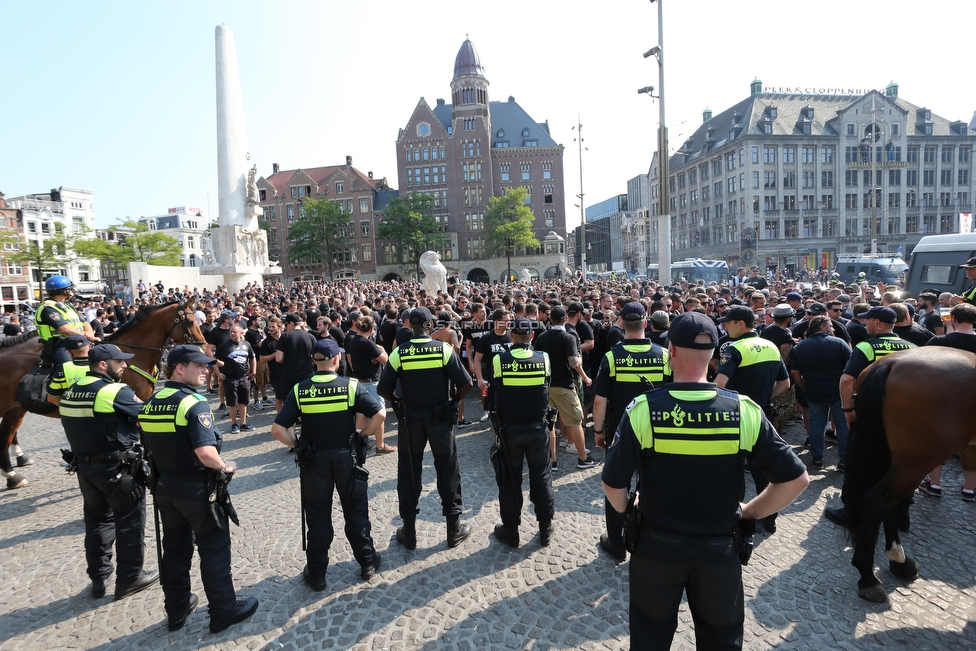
[520,268,532,283]
[563,266,574,280]
[420,250,448,295]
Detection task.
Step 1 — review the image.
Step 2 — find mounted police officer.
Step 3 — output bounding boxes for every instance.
[602,312,808,651]
[35,275,96,367]
[489,317,554,548]
[138,344,257,633]
[592,302,672,562]
[46,334,90,407]
[271,338,385,591]
[378,306,474,550]
[60,343,158,600]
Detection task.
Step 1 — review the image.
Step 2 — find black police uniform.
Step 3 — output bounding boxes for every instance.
[377,335,472,521]
[717,331,789,530]
[602,384,805,651]
[491,343,554,538]
[139,381,240,623]
[274,373,382,579]
[592,338,672,551]
[60,371,147,590]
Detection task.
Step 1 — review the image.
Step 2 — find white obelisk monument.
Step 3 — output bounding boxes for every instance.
[203,24,273,295]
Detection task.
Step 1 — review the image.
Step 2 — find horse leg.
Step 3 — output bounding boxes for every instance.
[1,408,29,489]
[883,513,919,581]
[11,431,34,467]
[852,483,890,602]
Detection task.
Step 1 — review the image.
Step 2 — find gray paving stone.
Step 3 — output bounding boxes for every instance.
[1,398,974,649]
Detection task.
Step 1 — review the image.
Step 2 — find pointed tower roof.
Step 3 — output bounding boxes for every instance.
[453,37,485,80]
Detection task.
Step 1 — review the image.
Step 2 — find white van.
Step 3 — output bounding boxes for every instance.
[905,232,976,297]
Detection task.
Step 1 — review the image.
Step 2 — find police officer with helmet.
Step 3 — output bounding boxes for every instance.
[138,344,257,633]
[46,334,91,407]
[592,301,672,562]
[378,306,474,550]
[489,317,555,548]
[271,338,385,591]
[59,343,158,600]
[602,312,808,651]
[35,275,97,366]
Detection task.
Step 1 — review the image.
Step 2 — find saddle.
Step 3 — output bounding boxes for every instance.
[16,367,58,415]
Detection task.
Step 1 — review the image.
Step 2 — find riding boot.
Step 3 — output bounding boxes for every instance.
[396,516,417,550]
[447,514,472,548]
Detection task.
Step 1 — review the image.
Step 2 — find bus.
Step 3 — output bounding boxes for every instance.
[646,259,731,285]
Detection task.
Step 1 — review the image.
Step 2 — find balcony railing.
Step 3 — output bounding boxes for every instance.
[6,198,63,213]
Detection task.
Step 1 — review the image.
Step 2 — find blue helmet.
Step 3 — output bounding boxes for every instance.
[45,275,75,295]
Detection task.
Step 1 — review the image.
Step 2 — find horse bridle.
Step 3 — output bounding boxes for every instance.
[113,308,206,384]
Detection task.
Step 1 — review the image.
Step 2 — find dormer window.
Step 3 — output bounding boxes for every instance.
[522,128,530,137]
[497,128,505,138]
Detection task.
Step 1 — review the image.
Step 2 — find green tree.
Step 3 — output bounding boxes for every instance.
[484,187,540,285]
[376,191,443,280]
[73,219,183,266]
[5,227,77,299]
[286,198,354,280]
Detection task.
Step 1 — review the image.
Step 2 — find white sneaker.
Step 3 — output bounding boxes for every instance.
[252,402,265,411]
[479,412,490,422]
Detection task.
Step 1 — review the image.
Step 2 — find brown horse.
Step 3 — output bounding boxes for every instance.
[840,346,976,602]
[1,301,205,489]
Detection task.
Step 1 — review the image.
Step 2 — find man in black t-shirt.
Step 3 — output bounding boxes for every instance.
[275,314,317,397]
[245,315,267,409]
[566,302,594,425]
[259,318,284,411]
[474,308,513,419]
[206,311,236,409]
[3,315,23,337]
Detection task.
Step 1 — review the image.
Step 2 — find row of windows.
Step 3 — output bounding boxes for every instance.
[407,166,447,187]
[406,146,446,162]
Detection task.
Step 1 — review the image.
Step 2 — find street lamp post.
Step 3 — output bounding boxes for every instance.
[645,0,670,285]
[857,98,888,255]
[572,116,586,278]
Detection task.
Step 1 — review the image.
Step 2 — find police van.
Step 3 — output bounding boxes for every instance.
[904,232,976,297]
[833,256,908,286]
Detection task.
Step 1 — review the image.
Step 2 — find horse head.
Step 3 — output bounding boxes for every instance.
[171,300,207,346]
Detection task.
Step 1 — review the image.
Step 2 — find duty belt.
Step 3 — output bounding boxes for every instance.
[75,449,138,464]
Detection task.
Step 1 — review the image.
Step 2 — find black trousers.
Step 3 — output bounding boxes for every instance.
[155,479,237,621]
[397,409,462,519]
[495,422,554,527]
[630,528,743,651]
[302,449,377,577]
[77,463,147,585]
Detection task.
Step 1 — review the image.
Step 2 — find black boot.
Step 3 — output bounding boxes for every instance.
[447,514,472,548]
[396,516,417,550]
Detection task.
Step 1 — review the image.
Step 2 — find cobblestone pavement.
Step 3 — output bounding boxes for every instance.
[2,393,974,650]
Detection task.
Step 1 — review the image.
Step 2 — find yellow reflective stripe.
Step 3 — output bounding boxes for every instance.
[738,397,763,452]
[733,338,781,367]
[401,357,445,370]
[654,427,741,435]
[442,341,452,365]
[300,396,352,413]
[139,415,178,433]
[59,405,95,418]
[492,354,502,380]
[654,437,742,455]
[668,389,719,401]
[388,347,402,371]
[94,383,126,414]
[347,378,358,407]
[629,396,653,449]
[501,376,546,386]
[176,394,206,426]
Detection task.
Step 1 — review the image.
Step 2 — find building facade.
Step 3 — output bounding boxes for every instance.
[0,192,33,312]
[139,206,208,268]
[388,38,568,284]
[643,81,976,276]
[3,186,103,298]
[257,158,391,282]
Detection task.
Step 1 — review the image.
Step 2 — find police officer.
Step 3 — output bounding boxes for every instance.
[824,306,916,528]
[138,345,257,633]
[951,256,976,306]
[490,317,554,548]
[270,338,385,591]
[378,306,474,550]
[592,302,672,561]
[35,275,96,366]
[715,305,791,534]
[60,343,158,600]
[602,312,809,651]
[46,334,91,406]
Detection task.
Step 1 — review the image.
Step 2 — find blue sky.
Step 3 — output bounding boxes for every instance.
[2,0,972,230]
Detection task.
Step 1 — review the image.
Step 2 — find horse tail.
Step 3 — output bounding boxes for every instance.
[843,359,893,534]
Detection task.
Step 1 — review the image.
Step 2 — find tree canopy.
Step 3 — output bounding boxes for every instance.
[73,218,183,267]
[376,191,444,280]
[286,198,354,280]
[484,187,540,283]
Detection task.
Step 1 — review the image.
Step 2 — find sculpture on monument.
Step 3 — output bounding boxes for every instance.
[200,236,217,267]
[520,268,532,284]
[246,165,259,206]
[419,250,448,296]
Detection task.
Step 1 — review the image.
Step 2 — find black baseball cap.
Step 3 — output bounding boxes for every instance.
[550,306,567,321]
[168,344,216,366]
[312,338,341,359]
[716,305,755,325]
[283,313,303,325]
[863,306,897,324]
[959,257,976,269]
[408,307,434,325]
[89,343,135,365]
[566,302,584,315]
[620,302,646,321]
[511,318,533,334]
[667,312,719,350]
[62,334,90,351]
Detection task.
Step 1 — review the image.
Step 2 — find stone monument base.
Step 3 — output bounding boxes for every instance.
[202,220,271,295]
